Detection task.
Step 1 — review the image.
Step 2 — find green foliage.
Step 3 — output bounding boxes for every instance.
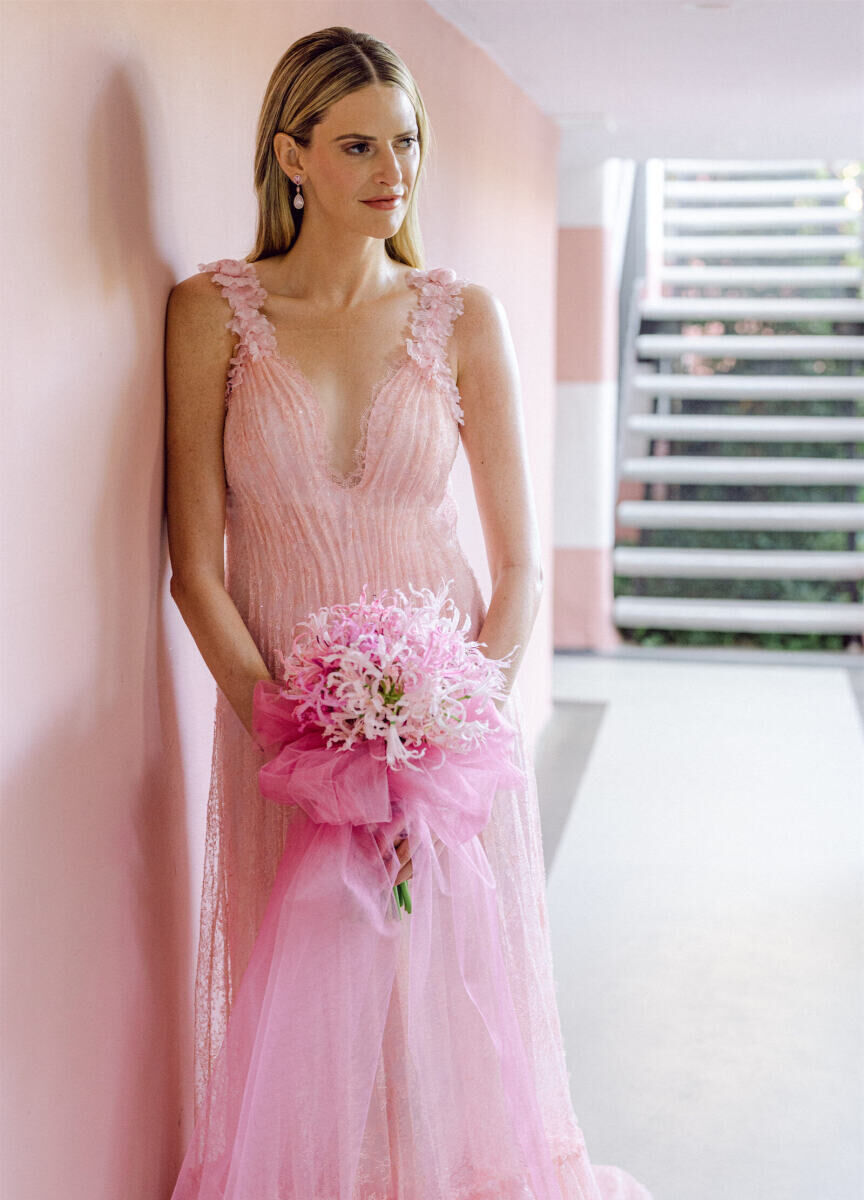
[619,626,849,651]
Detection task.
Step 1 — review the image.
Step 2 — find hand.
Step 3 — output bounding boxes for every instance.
[390,829,445,886]
[393,832,413,886]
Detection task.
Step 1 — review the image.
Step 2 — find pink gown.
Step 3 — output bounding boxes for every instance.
[171,255,654,1200]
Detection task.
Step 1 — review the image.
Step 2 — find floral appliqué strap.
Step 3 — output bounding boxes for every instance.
[197,258,276,402]
[405,266,467,426]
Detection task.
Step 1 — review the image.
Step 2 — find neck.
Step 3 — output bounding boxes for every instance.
[270,227,401,309]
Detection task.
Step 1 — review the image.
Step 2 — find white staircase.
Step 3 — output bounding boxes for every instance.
[614,159,864,641]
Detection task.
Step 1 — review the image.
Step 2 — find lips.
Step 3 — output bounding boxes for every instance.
[362,196,403,207]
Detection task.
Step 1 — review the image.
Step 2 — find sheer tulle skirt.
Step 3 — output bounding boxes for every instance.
[173,685,653,1200]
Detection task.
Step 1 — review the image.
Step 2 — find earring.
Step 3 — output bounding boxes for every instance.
[292,174,304,210]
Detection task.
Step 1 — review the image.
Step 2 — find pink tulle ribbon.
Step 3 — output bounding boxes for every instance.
[170,681,566,1199]
[252,680,521,918]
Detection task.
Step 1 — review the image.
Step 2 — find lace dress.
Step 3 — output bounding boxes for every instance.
[170,256,653,1200]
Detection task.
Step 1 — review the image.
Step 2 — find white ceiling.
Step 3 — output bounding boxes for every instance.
[423,0,864,167]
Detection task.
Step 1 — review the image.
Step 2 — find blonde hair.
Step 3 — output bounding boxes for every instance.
[247,26,431,268]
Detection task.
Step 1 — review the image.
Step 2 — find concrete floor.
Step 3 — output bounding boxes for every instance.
[534,649,864,1200]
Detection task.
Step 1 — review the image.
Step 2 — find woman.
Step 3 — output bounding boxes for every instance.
[164,24,652,1200]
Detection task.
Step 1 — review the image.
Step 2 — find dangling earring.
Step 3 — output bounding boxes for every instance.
[292,174,304,210]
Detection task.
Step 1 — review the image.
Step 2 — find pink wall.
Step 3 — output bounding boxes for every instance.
[556,227,617,384]
[0,3,559,1197]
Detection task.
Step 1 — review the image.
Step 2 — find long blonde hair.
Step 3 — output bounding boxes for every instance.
[247,26,431,268]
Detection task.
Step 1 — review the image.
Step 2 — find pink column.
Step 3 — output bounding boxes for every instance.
[553,164,629,651]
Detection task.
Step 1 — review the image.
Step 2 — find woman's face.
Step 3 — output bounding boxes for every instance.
[281,83,420,238]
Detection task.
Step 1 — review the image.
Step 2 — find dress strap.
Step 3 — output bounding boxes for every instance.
[198,257,277,402]
[406,267,468,426]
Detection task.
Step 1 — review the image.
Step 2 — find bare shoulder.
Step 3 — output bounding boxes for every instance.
[453,281,515,392]
[164,269,238,431]
[456,281,505,332]
[166,269,228,332]
[165,269,234,373]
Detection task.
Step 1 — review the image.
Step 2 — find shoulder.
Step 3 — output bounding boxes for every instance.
[169,257,249,308]
[167,259,247,327]
[454,280,505,330]
[167,264,220,314]
[165,266,237,365]
[449,280,512,379]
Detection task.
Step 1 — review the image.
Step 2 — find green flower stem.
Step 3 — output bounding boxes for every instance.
[393,880,412,915]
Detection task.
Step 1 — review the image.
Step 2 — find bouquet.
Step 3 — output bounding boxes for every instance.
[174,585,563,1200]
[252,580,520,916]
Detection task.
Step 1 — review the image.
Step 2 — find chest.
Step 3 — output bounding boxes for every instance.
[262,296,457,429]
[225,363,460,505]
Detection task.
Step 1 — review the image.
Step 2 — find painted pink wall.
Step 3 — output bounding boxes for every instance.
[1,3,558,1197]
[556,227,616,384]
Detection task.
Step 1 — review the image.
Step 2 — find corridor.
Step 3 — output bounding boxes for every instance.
[539,650,863,1200]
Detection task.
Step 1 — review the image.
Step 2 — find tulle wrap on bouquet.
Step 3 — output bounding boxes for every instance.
[170,680,567,1200]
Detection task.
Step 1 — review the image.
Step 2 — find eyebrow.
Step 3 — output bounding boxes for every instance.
[331,129,418,142]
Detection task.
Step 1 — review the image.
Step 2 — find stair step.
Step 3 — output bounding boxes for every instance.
[662,160,827,176]
[613,596,864,634]
[664,205,859,230]
[664,179,855,201]
[620,456,864,486]
[633,372,864,400]
[640,297,864,321]
[613,547,864,580]
[636,333,864,360]
[661,265,862,286]
[627,414,864,442]
[664,234,859,259]
[616,501,864,531]
[614,162,864,638]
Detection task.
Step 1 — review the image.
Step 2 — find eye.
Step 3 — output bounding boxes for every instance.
[345,136,419,155]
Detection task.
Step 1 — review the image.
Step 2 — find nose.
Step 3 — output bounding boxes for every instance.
[376,143,404,186]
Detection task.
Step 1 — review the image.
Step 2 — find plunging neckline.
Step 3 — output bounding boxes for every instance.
[246,260,425,492]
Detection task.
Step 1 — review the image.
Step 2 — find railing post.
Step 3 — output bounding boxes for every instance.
[644,158,666,302]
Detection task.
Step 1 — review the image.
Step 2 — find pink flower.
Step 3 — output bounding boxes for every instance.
[273,580,516,771]
[425,267,457,286]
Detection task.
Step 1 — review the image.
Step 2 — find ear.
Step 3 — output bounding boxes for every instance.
[273,131,304,180]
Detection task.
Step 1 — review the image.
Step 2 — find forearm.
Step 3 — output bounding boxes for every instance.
[475,563,543,699]
[170,573,272,738]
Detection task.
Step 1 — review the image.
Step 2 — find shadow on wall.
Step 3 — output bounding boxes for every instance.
[5,61,196,1197]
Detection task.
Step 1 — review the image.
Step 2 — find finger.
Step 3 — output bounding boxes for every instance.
[394,834,443,880]
[379,832,405,859]
[393,834,413,885]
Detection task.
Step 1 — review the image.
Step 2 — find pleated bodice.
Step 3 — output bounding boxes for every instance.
[199,256,486,675]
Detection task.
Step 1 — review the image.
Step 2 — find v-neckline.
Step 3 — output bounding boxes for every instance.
[246,260,426,492]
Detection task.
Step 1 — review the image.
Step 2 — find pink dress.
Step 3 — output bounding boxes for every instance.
[171,256,653,1200]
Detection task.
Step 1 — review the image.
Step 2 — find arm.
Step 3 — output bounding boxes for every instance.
[164,273,273,738]
[454,284,544,701]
